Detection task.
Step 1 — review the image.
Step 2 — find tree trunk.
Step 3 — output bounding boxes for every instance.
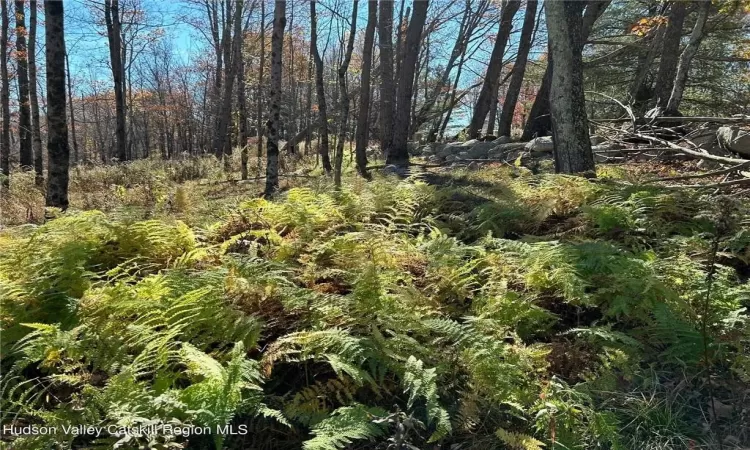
[522,0,609,140]
[334,1,358,187]
[44,0,70,210]
[213,0,239,163]
[65,51,80,164]
[257,0,265,170]
[15,1,32,170]
[497,0,537,138]
[466,0,521,139]
[653,0,687,110]
[1,0,11,187]
[355,0,376,179]
[29,0,43,183]
[628,22,666,116]
[388,0,428,166]
[665,0,711,116]
[104,0,127,161]
[264,0,286,196]
[546,0,594,175]
[238,0,248,180]
[310,0,332,173]
[378,0,395,157]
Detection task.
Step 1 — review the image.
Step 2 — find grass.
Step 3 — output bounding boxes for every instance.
[1,154,749,449]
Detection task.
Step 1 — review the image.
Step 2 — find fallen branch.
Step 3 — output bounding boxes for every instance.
[594,116,750,124]
[645,161,750,183]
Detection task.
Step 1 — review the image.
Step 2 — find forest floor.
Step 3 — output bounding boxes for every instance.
[1,154,749,449]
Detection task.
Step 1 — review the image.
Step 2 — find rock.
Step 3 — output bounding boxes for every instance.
[427,155,442,164]
[494,135,511,144]
[524,136,554,152]
[717,126,750,157]
[382,165,409,177]
[461,139,479,147]
[496,142,528,151]
[457,151,469,160]
[436,143,461,159]
[445,154,458,162]
[466,141,497,159]
[467,161,480,170]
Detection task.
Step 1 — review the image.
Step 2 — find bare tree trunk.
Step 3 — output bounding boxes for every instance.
[238,0,248,179]
[355,0,376,179]
[1,1,11,187]
[65,51,80,164]
[304,53,312,156]
[466,0,521,140]
[104,0,127,161]
[44,0,70,210]
[628,21,666,116]
[378,0,395,157]
[546,0,594,175]
[522,0,609,140]
[264,0,286,196]
[388,0,428,166]
[310,0,332,173]
[653,0,687,110]
[213,0,239,163]
[665,0,711,116]
[257,0,265,170]
[14,1,32,170]
[29,0,43,184]
[333,1,358,187]
[497,0,537,137]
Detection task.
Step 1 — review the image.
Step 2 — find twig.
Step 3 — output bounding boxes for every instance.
[645,161,750,183]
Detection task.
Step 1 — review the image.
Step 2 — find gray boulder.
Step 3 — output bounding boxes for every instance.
[494,135,511,144]
[717,126,750,157]
[461,139,479,147]
[525,136,554,152]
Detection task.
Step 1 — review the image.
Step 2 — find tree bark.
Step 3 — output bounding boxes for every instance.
[29,0,43,183]
[65,51,80,164]
[546,0,594,175]
[355,0,376,179]
[521,0,609,140]
[264,0,286,196]
[466,0,521,139]
[310,0,332,173]
[497,0,537,137]
[15,1,32,170]
[334,1,358,187]
[378,0,395,157]
[653,0,687,110]
[238,0,248,179]
[665,0,711,116]
[44,0,70,210]
[257,0,265,170]
[104,0,127,161]
[1,0,11,187]
[388,0,428,166]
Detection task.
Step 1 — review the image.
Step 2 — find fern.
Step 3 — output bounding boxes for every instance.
[303,405,387,450]
[401,356,452,442]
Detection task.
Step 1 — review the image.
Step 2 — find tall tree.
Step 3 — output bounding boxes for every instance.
[44,0,70,210]
[310,0,332,173]
[497,0,537,138]
[546,0,594,174]
[238,0,249,180]
[0,0,9,187]
[104,0,127,161]
[466,0,521,139]
[264,0,286,196]
[257,0,265,169]
[355,0,377,179]
[29,0,43,184]
[378,0,395,157]
[212,0,243,163]
[521,0,609,140]
[653,1,687,111]
[665,0,711,115]
[388,0,429,166]
[15,1,32,169]
[333,0,358,187]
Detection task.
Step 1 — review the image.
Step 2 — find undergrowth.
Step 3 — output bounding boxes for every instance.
[1,161,749,449]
